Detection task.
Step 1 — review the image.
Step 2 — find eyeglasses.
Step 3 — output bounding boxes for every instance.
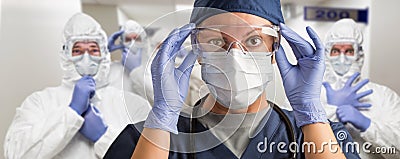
[122,32,146,48]
[64,35,107,61]
[72,48,101,57]
[325,39,362,57]
[330,48,355,57]
[192,25,280,53]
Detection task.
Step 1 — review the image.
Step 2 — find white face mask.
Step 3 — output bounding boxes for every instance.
[201,49,273,109]
[74,53,101,76]
[329,53,356,76]
[128,46,143,55]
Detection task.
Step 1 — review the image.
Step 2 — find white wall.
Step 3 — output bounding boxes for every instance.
[0,0,81,158]
[369,0,400,93]
[82,4,121,61]
[117,8,130,26]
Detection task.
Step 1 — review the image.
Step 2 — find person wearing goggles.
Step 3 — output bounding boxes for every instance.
[4,13,151,158]
[321,18,400,159]
[105,1,360,159]
[107,20,154,104]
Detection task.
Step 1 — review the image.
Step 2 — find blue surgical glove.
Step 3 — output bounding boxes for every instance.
[108,30,125,52]
[176,46,189,58]
[323,72,373,108]
[121,48,142,72]
[69,76,96,115]
[336,105,371,132]
[275,23,328,127]
[79,105,108,142]
[143,23,197,134]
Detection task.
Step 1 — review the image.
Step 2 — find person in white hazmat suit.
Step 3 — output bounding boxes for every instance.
[4,13,151,159]
[107,20,154,105]
[321,18,400,159]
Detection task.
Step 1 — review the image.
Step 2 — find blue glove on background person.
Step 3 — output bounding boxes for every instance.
[143,23,197,134]
[69,76,96,115]
[109,30,142,72]
[121,48,142,72]
[176,46,189,58]
[275,23,328,127]
[336,105,371,132]
[323,72,373,108]
[107,30,125,52]
[80,104,108,142]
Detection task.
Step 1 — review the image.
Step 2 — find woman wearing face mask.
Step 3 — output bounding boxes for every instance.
[105,1,360,159]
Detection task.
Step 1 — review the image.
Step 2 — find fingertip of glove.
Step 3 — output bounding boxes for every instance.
[179,23,196,35]
[305,26,316,36]
[279,22,286,29]
[185,23,196,29]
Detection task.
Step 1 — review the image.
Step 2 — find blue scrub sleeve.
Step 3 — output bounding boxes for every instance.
[329,121,361,159]
[103,123,142,159]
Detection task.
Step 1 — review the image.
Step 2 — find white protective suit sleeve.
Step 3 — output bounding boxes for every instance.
[321,82,400,158]
[360,83,400,157]
[93,125,121,158]
[4,92,84,159]
[93,89,152,158]
[129,65,154,105]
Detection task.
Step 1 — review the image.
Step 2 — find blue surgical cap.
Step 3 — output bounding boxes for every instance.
[190,0,285,25]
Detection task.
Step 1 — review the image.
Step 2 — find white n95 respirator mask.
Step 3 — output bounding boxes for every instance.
[126,41,144,55]
[329,53,356,76]
[201,49,273,109]
[73,53,102,76]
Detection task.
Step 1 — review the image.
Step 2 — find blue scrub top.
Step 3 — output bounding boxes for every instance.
[104,102,360,159]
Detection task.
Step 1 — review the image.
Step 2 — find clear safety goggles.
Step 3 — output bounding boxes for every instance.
[192,25,280,54]
[64,36,106,62]
[122,32,145,48]
[325,39,362,60]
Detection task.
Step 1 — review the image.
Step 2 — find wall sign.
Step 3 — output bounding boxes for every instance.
[304,6,368,23]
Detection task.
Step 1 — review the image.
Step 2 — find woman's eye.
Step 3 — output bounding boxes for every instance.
[208,39,225,47]
[245,36,262,47]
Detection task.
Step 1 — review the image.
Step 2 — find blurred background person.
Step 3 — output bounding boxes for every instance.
[3,13,151,159]
[2,1,400,158]
[321,18,400,159]
[107,20,154,104]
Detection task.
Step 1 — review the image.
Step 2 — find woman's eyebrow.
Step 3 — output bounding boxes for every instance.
[244,29,257,38]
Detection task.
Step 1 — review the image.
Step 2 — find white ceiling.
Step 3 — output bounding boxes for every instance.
[81,0,329,21]
[81,0,193,5]
[80,0,331,33]
[81,0,194,25]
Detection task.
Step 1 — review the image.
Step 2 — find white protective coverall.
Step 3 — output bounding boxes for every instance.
[4,13,151,159]
[321,19,400,159]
